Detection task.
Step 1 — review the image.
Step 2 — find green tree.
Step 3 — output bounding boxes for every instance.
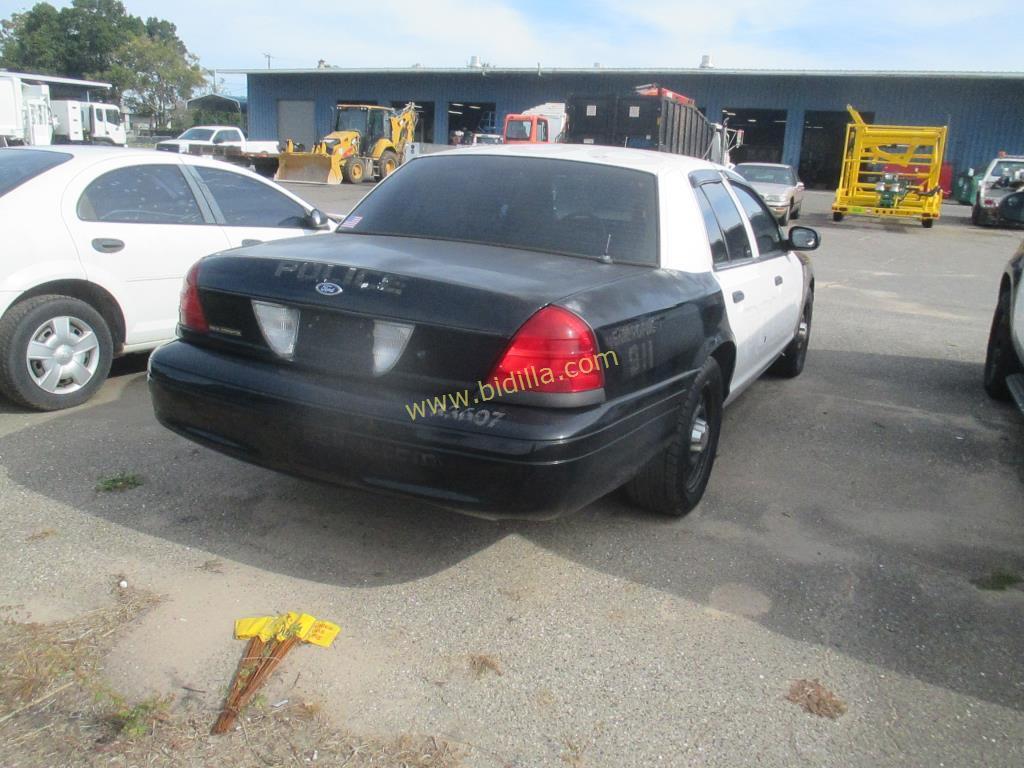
[61,0,144,80]
[109,34,203,128]
[0,1,198,105]
[0,3,65,74]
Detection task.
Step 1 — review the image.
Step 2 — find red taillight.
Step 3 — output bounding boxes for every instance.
[179,262,208,333]
[488,306,604,395]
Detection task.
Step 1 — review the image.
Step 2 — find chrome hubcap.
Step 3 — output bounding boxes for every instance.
[25,316,100,395]
[690,415,710,454]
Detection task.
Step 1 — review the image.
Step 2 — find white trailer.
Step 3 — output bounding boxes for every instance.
[51,100,127,146]
[0,71,114,147]
[0,74,53,146]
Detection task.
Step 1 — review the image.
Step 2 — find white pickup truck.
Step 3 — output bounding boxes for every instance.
[156,126,278,156]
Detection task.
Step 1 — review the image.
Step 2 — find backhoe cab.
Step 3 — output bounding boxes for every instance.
[276,103,418,184]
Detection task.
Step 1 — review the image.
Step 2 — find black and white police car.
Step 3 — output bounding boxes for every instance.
[148,145,819,519]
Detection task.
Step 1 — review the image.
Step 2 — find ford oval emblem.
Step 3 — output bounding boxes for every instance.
[316,282,343,296]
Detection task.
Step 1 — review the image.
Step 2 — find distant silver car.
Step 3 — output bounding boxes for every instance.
[735,163,805,225]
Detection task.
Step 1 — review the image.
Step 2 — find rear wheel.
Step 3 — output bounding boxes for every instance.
[833,212,844,222]
[984,289,1021,400]
[972,204,983,226]
[377,150,399,180]
[626,357,723,517]
[342,157,365,184]
[770,297,813,378]
[922,218,934,229]
[0,295,113,411]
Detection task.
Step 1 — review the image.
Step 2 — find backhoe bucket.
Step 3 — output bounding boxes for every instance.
[275,151,344,184]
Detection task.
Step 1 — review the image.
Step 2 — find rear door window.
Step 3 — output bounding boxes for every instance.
[77,164,205,224]
[0,149,72,197]
[694,187,729,265]
[193,166,308,227]
[699,181,754,263]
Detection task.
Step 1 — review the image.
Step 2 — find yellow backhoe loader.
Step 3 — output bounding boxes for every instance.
[276,103,418,184]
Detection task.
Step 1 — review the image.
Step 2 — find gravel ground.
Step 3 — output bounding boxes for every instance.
[1,190,1022,767]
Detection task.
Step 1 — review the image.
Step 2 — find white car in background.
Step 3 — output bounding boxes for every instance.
[0,146,333,411]
[972,156,1024,226]
[734,163,805,225]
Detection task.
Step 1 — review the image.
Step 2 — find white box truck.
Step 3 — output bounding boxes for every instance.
[51,100,127,146]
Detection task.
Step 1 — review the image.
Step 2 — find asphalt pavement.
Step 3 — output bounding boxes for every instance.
[1,190,1022,767]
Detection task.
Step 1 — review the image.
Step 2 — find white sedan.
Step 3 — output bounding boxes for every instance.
[0,146,333,411]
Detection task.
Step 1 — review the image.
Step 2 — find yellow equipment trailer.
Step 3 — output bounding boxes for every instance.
[276,103,418,185]
[831,106,947,228]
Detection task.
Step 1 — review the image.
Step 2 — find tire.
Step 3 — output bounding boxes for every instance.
[342,157,365,184]
[922,218,934,229]
[984,289,1021,401]
[972,204,982,226]
[792,203,801,221]
[0,295,113,411]
[833,212,844,222]
[626,357,723,517]
[377,150,399,180]
[770,297,813,378]
[779,206,790,226]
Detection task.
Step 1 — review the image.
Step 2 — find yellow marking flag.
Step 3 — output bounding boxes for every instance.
[234,612,341,648]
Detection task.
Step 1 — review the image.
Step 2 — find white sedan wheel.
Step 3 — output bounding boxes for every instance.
[26,315,101,394]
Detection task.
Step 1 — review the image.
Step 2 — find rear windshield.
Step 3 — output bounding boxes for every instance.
[0,149,72,197]
[178,128,215,141]
[736,165,794,185]
[344,154,659,265]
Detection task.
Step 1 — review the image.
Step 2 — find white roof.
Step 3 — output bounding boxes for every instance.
[429,142,721,174]
[0,70,111,89]
[224,66,1024,81]
[5,145,244,172]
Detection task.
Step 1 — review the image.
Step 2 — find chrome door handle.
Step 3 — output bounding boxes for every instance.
[92,238,125,253]
[732,291,745,303]
[774,275,783,286]
[241,239,262,247]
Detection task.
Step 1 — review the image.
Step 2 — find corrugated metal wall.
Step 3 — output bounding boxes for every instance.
[247,70,1024,172]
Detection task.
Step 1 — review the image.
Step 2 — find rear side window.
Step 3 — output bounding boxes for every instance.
[349,155,659,265]
[77,165,204,224]
[694,188,728,265]
[0,149,72,197]
[700,181,753,263]
[193,166,308,227]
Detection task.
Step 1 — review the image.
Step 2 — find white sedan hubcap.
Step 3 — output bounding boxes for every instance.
[25,316,100,395]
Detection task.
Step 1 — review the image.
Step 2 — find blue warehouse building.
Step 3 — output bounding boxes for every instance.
[230,66,1024,188]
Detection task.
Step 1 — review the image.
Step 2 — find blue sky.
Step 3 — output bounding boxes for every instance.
[1,0,1020,96]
